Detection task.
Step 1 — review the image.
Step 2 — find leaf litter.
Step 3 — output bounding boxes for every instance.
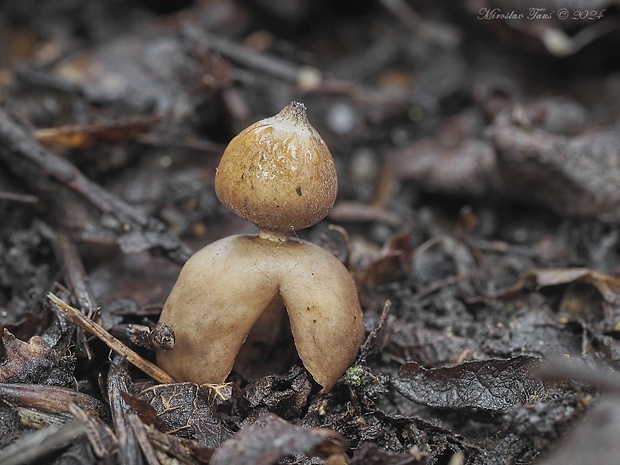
[2,1,620,464]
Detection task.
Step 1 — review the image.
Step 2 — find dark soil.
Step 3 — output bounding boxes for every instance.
[2,1,620,464]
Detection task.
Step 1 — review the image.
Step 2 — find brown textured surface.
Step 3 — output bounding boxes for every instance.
[215,102,337,234]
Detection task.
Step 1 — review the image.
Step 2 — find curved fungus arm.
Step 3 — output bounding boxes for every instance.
[157,235,364,392]
[156,236,280,385]
[277,241,365,393]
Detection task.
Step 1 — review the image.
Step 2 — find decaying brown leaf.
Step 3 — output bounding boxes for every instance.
[35,115,159,149]
[490,116,620,221]
[393,356,546,412]
[210,413,348,465]
[136,382,234,448]
[355,233,413,288]
[390,322,481,367]
[386,109,496,197]
[522,268,620,297]
[242,365,313,420]
[495,267,620,322]
[0,329,74,386]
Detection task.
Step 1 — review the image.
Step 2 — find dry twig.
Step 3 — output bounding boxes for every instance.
[48,293,175,384]
[0,108,191,264]
[0,419,87,465]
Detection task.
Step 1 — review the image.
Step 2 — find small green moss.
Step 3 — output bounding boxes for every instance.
[343,364,366,387]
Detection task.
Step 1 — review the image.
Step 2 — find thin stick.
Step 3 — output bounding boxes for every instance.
[48,293,175,384]
[190,29,320,87]
[0,420,86,465]
[0,108,191,265]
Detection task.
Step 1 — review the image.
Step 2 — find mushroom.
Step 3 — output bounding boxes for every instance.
[157,102,364,392]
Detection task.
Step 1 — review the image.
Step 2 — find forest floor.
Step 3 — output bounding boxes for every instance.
[2,1,620,464]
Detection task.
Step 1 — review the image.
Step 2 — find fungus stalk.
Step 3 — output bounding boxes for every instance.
[258,228,291,243]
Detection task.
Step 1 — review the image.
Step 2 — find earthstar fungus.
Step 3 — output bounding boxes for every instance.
[157,102,364,392]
